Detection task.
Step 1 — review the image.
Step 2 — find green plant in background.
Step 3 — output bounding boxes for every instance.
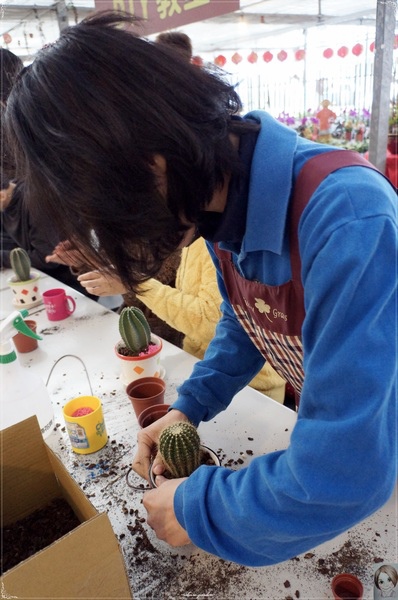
[119,306,151,355]
[10,247,31,282]
[158,421,201,478]
[389,100,398,134]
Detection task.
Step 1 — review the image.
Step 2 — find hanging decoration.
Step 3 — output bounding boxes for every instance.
[277,50,287,62]
[247,51,258,64]
[323,48,333,59]
[231,52,242,64]
[369,41,375,52]
[352,43,363,56]
[263,51,273,63]
[394,34,398,49]
[295,49,305,61]
[3,32,12,44]
[191,55,203,66]
[214,54,226,67]
[337,46,349,58]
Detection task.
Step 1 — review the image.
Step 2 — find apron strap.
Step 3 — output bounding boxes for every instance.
[289,150,383,285]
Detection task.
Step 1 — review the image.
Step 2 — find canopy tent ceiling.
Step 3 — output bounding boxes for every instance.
[0,0,382,61]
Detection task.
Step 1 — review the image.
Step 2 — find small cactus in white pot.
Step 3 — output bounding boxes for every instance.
[115,306,163,387]
[7,247,42,308]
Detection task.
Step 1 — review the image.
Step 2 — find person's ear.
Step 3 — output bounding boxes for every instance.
[150,154,167,177]
[149,154,167,196]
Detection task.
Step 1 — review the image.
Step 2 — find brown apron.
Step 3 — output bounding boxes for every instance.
[214,151,381,408]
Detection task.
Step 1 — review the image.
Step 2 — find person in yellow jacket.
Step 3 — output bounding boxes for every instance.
[77,237,286,403]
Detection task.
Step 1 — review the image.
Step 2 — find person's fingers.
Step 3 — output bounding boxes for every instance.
[131,430,156,480]
[77,271,100,282]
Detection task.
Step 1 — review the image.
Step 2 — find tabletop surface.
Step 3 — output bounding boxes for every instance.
[1,269,396,599]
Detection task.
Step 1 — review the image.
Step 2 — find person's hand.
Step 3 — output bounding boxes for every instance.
[0,181,16,211]
[132,409,189,481]
[143,476,191,546]
[45,240,86,268]
[77,270,127,296]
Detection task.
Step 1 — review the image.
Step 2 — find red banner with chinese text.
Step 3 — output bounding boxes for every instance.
[93,0,240,35]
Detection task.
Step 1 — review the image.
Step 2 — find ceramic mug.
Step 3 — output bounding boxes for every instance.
[42,288,76,321]
[63,395,108,454]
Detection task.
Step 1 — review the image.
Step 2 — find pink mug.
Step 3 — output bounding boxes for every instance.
[42,288,76,321]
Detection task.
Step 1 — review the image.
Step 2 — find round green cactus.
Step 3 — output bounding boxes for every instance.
[119,306,151,355]
[159,421,201,479]
[10,247,31,282]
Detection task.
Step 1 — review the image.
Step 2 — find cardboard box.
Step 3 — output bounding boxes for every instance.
[0,416,132,599]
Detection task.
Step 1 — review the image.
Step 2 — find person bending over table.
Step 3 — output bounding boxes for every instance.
[3,12,396,567]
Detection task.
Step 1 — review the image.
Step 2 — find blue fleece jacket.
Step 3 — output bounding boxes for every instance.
[172,111,397,566]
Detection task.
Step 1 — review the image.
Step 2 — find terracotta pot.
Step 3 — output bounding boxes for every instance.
[137,403,170,428]
[149,444,221,488]
[13,320,39,353]
[127,377,166,420]
[115,334,163,388]
[331,573,363,600]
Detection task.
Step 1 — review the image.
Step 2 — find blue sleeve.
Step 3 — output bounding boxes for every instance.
[173,172,397,566]
[171,243,266,426]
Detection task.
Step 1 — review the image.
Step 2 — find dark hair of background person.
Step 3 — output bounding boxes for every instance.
[1,49,23,181]
[155,31,193,62]
[0,48,23,106]
[4,11,258,293]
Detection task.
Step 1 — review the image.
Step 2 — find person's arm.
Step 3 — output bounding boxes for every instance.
[135,239,221,343]
[153,172,397,565]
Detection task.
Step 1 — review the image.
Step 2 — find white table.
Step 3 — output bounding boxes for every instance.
[1,268,396,599]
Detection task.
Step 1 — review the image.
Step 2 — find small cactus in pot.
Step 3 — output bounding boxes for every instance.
[149,421,221,486]
[116,306,163,386]
[7,247,42,308]
[159,421,202,479]
[119,306,152,356]
[10,247,32,282]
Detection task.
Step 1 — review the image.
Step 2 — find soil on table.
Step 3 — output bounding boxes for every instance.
[1,497,81,575]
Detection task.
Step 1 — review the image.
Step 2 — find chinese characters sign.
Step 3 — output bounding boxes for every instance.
[93,0,240,35]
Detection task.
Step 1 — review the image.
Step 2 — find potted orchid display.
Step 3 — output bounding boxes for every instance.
[7,247,42,309]
[115,306,163,387]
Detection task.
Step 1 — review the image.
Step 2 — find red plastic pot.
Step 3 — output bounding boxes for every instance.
[126,376,166,420]
[13,320,39,353]
[137,403,170,429]
[331,573,363,600]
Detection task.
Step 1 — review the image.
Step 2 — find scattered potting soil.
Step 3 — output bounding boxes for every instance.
[1,497,81,575]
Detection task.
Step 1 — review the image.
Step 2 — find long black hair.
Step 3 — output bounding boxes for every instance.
[4,11,255,290]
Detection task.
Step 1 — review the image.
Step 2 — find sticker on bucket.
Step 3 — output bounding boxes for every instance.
[66,422,89,449]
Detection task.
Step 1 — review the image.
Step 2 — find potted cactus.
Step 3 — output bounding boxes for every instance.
[149,421,220,487]
[7,247,42,308]
[115,306,163,387]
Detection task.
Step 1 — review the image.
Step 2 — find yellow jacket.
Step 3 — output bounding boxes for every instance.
[137,237,286,403]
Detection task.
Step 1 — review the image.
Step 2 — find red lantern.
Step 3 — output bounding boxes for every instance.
[247,51,258,64]
[231,52,242,65]
[337,46,349,58]
[263,51,273,63]
[277,50,287,62]
[352,43,363,56]
[295,49,305,61]
[370,41,375,52]
[3,33,12,44]
[323,48,333,59]
[214,55,226,67]
[191,55,203,66]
